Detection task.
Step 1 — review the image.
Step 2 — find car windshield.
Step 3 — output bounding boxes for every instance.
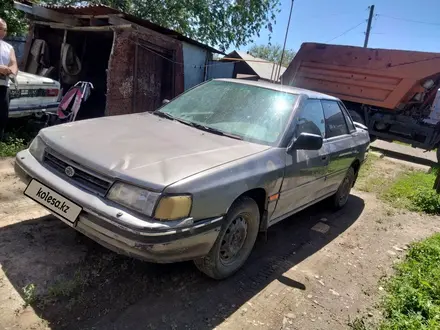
[156,80,298,146]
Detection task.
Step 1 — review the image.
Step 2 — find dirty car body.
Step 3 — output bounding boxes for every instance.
[9,71,60,118]
[15,79,370,279]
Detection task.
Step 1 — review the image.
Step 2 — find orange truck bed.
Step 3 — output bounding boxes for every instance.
[281,43,440,110]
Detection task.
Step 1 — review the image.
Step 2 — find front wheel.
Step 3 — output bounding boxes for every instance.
[332,167,355,210]
[194,196,260,280]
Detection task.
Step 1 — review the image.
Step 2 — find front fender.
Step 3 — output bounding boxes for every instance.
[164,148,286,221]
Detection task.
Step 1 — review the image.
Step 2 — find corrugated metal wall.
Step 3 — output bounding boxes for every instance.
[5,36,26,63]
[206,61,235,80]
[182,41,208,90]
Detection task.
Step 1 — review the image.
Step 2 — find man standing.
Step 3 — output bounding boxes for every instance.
[0,18,18,141]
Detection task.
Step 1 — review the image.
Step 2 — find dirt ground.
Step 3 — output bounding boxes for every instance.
[1,156,440,330]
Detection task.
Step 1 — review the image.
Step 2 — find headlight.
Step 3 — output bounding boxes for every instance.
[29,136,45,161]
[107,182,160,217]
[154,195,192,220]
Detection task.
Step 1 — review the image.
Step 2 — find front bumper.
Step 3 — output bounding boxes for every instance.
[15,150,222,263]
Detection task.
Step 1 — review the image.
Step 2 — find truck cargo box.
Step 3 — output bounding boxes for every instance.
[282,43,440,111]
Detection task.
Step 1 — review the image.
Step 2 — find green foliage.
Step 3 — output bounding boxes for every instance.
[379,234,440,330]
[22,283,37,306]
[0,136,26,157]
[41,0,281,50]
[383,170,440,214]
[248,44,296,67]
[0,0,28,36]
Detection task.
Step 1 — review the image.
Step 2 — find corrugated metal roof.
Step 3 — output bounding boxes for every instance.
[17,1,223,54]
[37,3,121,16]
[235,51,286,81]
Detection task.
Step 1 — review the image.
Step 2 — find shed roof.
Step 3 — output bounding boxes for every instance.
[225,51,286,81]
[15,1,223,54]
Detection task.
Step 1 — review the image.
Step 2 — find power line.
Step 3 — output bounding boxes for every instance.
[325,20,366,43]
[379,14,440,27]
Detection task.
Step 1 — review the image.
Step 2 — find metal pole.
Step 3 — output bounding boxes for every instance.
[277,0,295,82]
[364,5,375,48]
[270,62,276,82]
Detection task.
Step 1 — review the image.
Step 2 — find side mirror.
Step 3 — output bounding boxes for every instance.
[288,132,323,151]
[162,99,170,105]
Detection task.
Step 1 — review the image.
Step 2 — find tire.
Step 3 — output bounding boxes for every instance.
[194,196,260,280]
[332,167,355,210]
[437,148,440,164]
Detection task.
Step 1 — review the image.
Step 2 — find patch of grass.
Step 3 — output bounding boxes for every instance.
[379,233,440,330]
[383,169,440,214]
[48,271,88,299]
[22,283,37,307]
[356,153,393,193]
[0,136,26,157]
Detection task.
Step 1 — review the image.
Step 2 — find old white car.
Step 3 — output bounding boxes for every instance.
[9,71,61,118]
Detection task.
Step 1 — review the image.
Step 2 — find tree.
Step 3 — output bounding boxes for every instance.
[248,44,296,67]
[0,0,27,36]
[41,0,281,51]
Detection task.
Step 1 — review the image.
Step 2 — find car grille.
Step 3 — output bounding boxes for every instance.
[43,152,112,196]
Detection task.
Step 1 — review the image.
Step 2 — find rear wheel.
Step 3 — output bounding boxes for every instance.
[194,196,260,280]
[332,167,355,210]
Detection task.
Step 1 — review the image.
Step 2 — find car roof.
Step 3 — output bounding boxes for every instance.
[214,78,339,101]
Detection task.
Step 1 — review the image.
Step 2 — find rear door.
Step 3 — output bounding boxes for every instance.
[271,99,329,221]
[321,100,357,194]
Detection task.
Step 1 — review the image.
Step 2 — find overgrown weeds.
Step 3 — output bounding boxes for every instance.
[383,169,440,214]
[356,153,440,214]
[0,136,26,157]
[379,234,440,330]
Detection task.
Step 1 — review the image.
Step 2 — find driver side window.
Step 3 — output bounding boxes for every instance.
[294,99,326,138]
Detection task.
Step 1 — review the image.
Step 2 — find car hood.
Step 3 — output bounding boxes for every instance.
[40,113,270,190]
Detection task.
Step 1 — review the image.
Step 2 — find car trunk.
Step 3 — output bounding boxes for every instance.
[9,71,61,117]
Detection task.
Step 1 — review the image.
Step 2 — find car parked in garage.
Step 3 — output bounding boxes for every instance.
[15,79,369,279]
[9,71,60,118]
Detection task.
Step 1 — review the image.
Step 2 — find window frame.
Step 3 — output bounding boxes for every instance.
[338,102,356,134]
[320,99,350,139]
[292,98,327,139]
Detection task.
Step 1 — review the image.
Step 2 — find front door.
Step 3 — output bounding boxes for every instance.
[271,99,329,222]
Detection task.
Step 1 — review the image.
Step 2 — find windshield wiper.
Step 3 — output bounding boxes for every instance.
[187,122,243,140]
[154,112,243,140]
[153,111,175,120]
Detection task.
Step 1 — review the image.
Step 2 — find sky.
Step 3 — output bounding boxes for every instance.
[237,0,440,54]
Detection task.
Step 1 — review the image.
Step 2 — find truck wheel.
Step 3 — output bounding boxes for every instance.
[194,196,260,280]
[332,167,355,210]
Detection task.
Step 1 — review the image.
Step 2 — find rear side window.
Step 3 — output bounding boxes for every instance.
[321,100,349,138]
[338,102,356,133]
[294,99,326,138]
